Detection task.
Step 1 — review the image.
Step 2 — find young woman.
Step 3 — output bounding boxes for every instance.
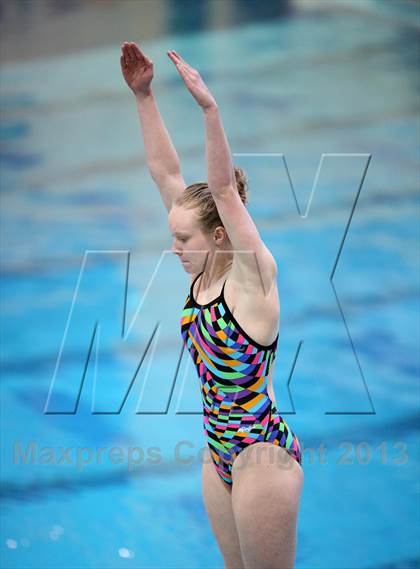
[120,41,304,569]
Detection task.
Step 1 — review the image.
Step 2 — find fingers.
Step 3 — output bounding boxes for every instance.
[123,42,136,62]
[169,50,194,70]
[130,42,144,62]
[130,42,152,64]
[121,43,132,66]
[120,54,127,70]
[168,58,189,81]
[167,51,183,70]
[168,49,185,63]
[167,50,190,70]
[121,41,154,66]
[167,50,198,79]
[121,43,129,66]
[167,50,181,63]
[174,60,196,83]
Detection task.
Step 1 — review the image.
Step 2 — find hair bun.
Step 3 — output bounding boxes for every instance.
[233,166,249,205]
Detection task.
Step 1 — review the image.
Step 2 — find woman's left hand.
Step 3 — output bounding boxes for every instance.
[167,50,217,111]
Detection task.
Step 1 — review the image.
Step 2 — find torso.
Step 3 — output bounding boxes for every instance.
[190,265,280,405]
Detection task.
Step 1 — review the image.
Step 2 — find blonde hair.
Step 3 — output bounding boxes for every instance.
[174,166,249,234]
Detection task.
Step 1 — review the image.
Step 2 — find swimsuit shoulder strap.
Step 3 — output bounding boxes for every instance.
[189,270,204,299]
[220,275,229,299]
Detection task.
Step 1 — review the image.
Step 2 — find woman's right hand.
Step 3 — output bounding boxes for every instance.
[120,42,154,97]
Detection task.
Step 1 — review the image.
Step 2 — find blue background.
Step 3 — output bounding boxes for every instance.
[1,1,419,568]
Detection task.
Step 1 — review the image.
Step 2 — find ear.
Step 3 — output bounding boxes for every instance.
[214,226,228,244]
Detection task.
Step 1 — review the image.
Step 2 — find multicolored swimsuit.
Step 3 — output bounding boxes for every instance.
[180,270,302,486]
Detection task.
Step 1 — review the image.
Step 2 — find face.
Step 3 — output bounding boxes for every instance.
[168,205,219,274]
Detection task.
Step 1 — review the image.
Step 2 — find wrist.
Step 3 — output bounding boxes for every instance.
[134,88,153,102]
[202,103,218,115]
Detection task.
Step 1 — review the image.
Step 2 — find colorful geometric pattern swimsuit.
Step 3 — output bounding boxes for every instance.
[180,271,302,486]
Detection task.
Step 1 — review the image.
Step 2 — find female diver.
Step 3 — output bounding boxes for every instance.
[120,41,304,569]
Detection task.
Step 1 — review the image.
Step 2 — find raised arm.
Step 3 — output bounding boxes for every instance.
[120,42,185,212]
[167,50,277,284]
[166,50,235,195]
[202,105,236,196]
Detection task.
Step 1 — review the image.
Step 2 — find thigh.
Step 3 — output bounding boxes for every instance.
[202,448,245,569]
[231,443,304,569]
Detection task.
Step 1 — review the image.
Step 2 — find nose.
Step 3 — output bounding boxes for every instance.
[171,240,182,256]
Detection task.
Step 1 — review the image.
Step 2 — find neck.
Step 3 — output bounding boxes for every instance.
[201,258,233,288]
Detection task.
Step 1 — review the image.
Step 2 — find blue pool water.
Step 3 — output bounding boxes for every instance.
[1,1,419,568]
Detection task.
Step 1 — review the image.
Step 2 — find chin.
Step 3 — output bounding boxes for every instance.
[181,261,191,271]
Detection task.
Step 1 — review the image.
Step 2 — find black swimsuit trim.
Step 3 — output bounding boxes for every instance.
[189,271,279,352]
